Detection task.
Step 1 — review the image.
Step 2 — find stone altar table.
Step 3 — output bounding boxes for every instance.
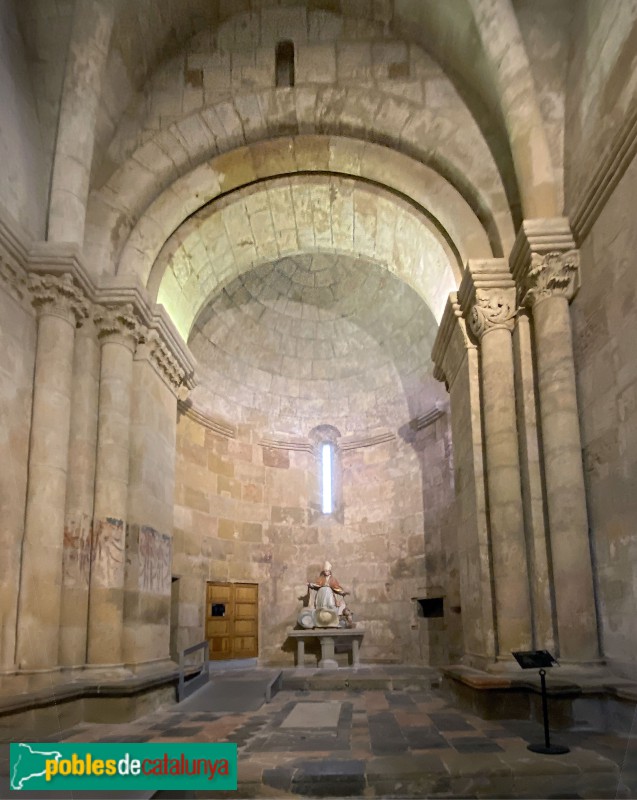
[287,629,364,669]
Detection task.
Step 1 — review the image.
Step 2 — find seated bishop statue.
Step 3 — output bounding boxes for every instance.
[305,560,354,628]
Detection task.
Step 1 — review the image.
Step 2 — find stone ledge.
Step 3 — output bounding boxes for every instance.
[442,664,637,733]
[0,663,196,718]
[442,664,637,699]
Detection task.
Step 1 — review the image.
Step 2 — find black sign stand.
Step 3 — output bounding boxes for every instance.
[512,650,570,755]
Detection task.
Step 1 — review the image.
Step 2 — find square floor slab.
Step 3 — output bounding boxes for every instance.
[280,701,342,729]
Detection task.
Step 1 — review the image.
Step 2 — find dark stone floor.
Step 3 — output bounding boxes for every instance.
[1,667,635,799]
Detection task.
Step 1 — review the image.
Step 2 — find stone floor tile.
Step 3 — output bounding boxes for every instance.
[448,736,505,753]
[386,692,416,708]
[429,711,477,731]
[404,726,450,750]
[392,709,431,727]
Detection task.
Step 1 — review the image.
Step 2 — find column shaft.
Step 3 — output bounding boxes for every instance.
[532,295,598,660]
[86,307,138,666]
[480,327,533,655]
[16,275,85,669]
[59,318,100,666]
[512,310,555,651]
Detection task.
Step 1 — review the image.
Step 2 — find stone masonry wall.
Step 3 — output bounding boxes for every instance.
[98,6,485,186]
[0,278,36,670]
[572,153,637,679]
[123,358,179,666]
[173,410,457,667]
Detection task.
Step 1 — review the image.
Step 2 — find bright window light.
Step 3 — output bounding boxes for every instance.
[321,443,333,514]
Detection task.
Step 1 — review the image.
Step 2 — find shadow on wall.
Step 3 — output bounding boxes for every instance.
[398,411,463,666]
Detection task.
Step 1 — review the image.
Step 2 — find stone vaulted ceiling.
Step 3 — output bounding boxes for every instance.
[11,0,577,437]
[189,252,444,437]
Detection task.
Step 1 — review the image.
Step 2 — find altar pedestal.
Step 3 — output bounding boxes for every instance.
[287,629,364,669]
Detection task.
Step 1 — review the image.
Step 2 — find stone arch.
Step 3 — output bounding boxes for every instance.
[468,0,561,218]
[83,87,515,280]
[47,1,115,244]
[153,174,457,340]
[119,137,494,297]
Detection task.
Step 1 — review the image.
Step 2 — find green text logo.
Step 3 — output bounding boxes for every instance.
[10,742,237,791]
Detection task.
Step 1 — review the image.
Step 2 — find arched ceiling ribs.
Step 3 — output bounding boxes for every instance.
[83,88,514,281]
[47,0,115,245]
[120,137,494,297]
[153,173,458,340]
[145,169,466,302]
[468,0,561,219]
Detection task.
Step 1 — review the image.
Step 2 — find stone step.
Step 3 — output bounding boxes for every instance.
[281,667,440,693]
[200,746,628,799]
[176,670,283,714]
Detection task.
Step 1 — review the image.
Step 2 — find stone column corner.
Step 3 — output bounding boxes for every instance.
[135,327,197,398]
[432,293,474,389]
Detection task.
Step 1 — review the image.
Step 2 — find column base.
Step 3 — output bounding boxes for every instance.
[318,659,339,669]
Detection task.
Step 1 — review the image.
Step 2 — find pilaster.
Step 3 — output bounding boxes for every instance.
[432,294,495,666]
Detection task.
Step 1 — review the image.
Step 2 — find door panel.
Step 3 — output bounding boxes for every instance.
[205,582,258,660]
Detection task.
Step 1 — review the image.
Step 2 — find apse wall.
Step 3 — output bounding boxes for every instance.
[172,409,459,667]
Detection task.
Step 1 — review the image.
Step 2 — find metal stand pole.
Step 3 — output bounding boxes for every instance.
[527,669,570,754]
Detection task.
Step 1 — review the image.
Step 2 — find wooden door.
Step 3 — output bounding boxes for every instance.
[205,582,258,660]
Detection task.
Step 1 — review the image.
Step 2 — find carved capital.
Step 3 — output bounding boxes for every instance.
[509,219,579,307]
[468,288,517,339]
[28,273,89,326]
[136,328,195,396]
[525,250,580,306]
[94,303,141,351]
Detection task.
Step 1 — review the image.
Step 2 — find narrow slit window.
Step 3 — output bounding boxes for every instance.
[321,443,333,514]
[276,40,295,87]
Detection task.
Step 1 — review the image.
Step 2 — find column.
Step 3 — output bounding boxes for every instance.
[460,261,533,658]
[297,638,305,667]
[512,308,555,651]
[432,294,495,667]
[59,311,100,667]
[86,304,139,667]
[524,250,598,661]
[16,274,87,669]
[351,636,360,667]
